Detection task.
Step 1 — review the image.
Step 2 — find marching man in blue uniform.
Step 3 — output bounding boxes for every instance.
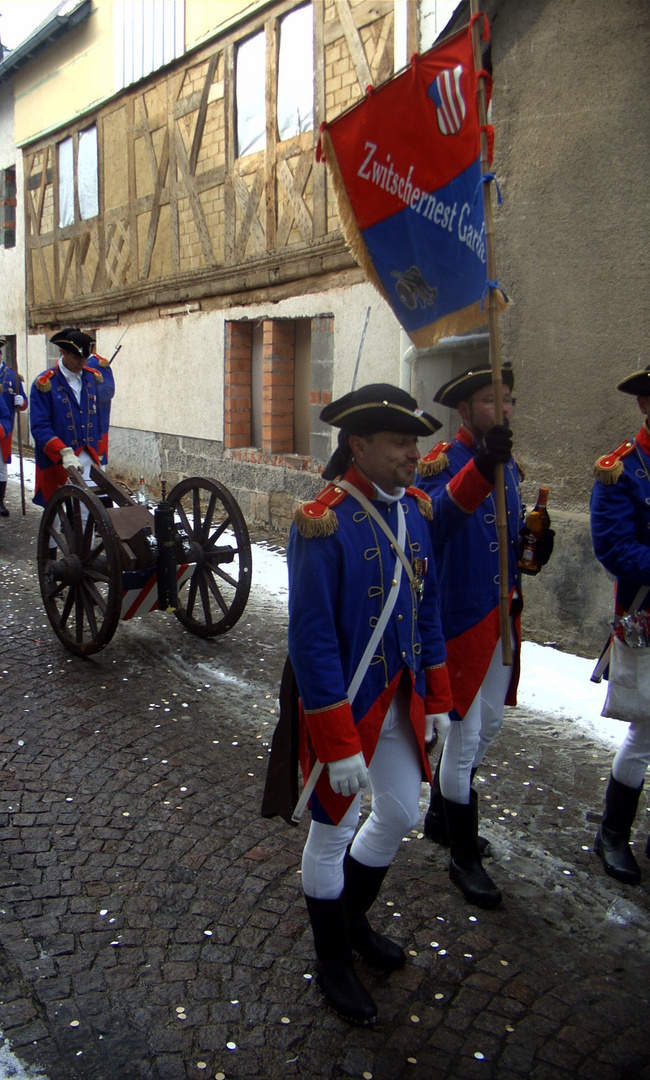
[287,384,453,1025]
[29,330,104,506]
[0,336,28,517]
[590,364,650,885]
[417,364,553,909]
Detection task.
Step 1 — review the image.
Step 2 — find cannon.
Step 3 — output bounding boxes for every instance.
[36,465,252,657]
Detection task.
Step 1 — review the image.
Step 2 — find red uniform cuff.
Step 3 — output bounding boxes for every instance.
[44,436,67,463]
[303,700,362,763]
[425,664,453,714]
[447,459,493,513]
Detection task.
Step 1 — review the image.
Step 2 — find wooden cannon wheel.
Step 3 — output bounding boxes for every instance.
[167,477,252,637]
[37,484,123,657]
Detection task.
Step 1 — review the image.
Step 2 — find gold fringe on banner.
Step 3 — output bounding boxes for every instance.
[321,128,510,348]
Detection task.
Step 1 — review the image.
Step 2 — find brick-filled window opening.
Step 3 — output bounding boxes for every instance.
[1,166,16,248]
[225,318,312,456]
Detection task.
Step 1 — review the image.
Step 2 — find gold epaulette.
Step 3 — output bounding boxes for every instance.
[418,440,451,477]
[406,485,433,519]
[594,440,635,485]
[35,369,56,392]
[85,366,104,384]
[95,354,110,368]
[294,482,348,537]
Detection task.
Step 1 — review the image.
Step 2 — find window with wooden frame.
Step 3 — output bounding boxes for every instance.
[235,3,314,159]
[277,4,314,140]
[1,166,16,248]
[57,125,99,228]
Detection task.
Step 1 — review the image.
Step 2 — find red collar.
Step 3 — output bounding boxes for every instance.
[341,464,379,500]
[637,422,650,455]
[456,424,480,451]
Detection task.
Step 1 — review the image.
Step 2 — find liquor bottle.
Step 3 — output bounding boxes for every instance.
[518,486,550,575]
[136,476,148,505]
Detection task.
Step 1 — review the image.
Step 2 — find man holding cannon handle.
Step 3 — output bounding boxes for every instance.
[286,383,453,1025]
[29,329,104,506]
[590,364,650,885]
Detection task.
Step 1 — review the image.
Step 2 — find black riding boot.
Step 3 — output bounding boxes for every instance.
[594,774,642,885]
[444,798,502,909]
[304,894,377,1025]
[425,761,491,855]
[0,481,8,517]
[343,852,405,971]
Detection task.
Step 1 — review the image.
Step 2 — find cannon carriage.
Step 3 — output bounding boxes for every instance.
[36,466,252,657]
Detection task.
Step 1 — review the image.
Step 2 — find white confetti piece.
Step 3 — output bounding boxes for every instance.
[281,1016,290,1024]
[226,1041,237,1050]
[410,1014,420,1023]
[474,1051,485,1060]
[69,1020,79,1027]
[204,930,213,936]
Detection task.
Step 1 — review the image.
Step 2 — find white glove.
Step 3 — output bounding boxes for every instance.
[13,394,24,407]
[425,713,451,749]
[60,446,80,471]
[327,752,369,797]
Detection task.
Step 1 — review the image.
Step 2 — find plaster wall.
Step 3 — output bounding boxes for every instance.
[0,80,27,372]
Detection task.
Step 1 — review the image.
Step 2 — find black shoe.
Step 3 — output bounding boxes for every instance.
[314,960,378,1025]
[305,895,378,1025]
[444,798,502,909]
[0,504,8,517]
[344,853,405,971]
[595,826,641,885]
[594,774,643,885]
[449,856,502,908]
[425,766,491,855]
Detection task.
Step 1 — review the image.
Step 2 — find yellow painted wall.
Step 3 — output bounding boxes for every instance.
[14,0,265,147]
[14,2,114,145]
[185,0,263,49]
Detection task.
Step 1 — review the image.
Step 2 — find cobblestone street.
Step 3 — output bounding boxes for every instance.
[0,475,649,1080]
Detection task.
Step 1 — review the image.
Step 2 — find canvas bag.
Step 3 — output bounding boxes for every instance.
[601,636,650,724]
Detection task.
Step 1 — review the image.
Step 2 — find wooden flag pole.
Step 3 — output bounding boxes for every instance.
[469,2,512,665]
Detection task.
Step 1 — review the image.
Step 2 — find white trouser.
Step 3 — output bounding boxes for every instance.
[440,624,515,805]
[301,683,423,900]
[0,447,7,481]
[612,721,650,789]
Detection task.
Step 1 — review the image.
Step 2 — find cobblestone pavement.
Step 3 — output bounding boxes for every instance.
[0,475,649,1080]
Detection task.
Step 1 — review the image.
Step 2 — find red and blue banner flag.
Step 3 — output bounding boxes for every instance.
[318,23,507,346]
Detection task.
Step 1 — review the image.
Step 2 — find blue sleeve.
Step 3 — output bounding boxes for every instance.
[590,473,650,584]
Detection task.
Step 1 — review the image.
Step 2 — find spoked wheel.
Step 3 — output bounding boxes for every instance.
[167,476,252,637]
[37,485,123,656]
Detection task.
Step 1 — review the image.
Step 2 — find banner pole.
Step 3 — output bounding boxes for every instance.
[470,1,512,665]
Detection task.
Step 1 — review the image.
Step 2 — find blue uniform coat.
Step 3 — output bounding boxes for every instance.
[0,362,27,463]
[417,425,524,719]
[288,465,453,825]
[29,362,103,506]
[590,422,650,615]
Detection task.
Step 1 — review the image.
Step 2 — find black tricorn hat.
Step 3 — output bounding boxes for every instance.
[320,383,441,437]
[434,362,514,409]
[50,329,92,360]
[617,365,650,396]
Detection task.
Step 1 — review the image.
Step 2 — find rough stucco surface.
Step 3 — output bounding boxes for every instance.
[472,0,649,655]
